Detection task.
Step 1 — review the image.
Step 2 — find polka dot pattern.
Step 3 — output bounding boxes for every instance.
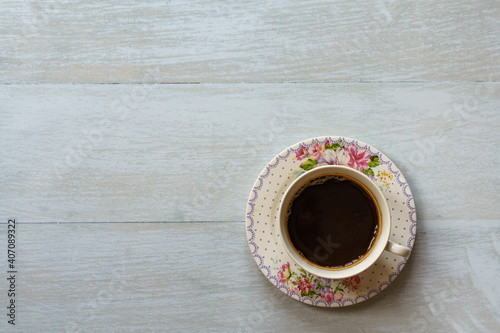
[245,137,417,307]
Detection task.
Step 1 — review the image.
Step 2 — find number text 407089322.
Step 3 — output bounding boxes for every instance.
[7,219,17,326]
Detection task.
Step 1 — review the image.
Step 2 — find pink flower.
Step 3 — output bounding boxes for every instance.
[308,143,325,160]
[295,146,309,161]
[321,290,344,303]
[342,275,361,292]
[321,290,336,303]
[345,146,371,171]
[277,263,291,285]
[298,278,313,294]
[290,286,299,294]
[317,148,351,166]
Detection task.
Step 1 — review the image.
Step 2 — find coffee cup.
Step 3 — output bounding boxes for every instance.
[278,165,411,279]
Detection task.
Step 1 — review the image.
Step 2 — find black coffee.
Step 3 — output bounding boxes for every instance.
[286,175,379,268]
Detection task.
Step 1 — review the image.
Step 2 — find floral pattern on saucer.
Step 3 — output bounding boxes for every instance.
[275,260,361,304]
[245,136,417,307]
[295,139,380,174]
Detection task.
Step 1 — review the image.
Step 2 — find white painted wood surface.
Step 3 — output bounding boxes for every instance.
[1,0,499,332]
[1,0,499,83]
[1,83,499,222]
[0,221,498,332]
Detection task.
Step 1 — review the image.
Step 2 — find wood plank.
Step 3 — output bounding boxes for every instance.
[1,0,498,83]
[0,220,498,332]
[1,83,499,222]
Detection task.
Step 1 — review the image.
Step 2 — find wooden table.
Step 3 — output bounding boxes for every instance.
[1,1,499,332]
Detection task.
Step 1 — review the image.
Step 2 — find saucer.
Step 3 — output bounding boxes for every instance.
[245,137,417,307]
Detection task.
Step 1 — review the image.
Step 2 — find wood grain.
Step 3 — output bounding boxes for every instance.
[1,0,498,83]
[1,83,499,222]
[1,0,499,331]
[0,220,498,332]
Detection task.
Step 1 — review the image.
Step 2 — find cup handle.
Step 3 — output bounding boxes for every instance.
[385,240,411,257]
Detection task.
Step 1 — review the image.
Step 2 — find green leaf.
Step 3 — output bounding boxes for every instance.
[317,280,323,288]
[298,268,307,275]
[370,155,379,161]
[299,159,317,171]
[363,168,374,176]
[368,160,380,168]
[325,141,346,151]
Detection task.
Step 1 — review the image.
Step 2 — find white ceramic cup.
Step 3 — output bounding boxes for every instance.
[279,165,411,279]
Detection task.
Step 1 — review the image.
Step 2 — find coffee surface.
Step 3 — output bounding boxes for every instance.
[287,176,378,268]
